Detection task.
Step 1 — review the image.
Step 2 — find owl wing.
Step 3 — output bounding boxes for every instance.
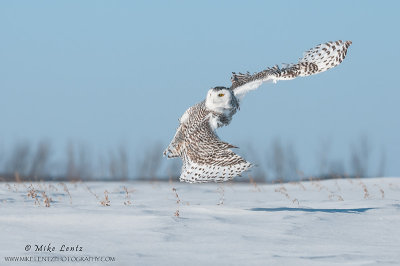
[180,115,252,183]
[231,40,352,99]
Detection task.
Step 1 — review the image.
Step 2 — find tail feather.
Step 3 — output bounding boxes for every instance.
[180,153,253,183]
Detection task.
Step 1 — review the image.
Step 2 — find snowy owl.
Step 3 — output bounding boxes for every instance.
[164,40,352,183]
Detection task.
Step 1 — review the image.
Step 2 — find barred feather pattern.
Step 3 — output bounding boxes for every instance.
[231,40,352,98]
[164,101,252,183]
[164,40,352,183]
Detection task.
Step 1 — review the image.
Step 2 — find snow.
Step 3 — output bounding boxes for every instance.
[1,177,400,266]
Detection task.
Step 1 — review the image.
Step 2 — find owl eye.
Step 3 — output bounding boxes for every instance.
[218,93,225,97]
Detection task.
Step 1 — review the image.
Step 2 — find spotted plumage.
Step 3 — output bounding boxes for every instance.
[164,40,352,183]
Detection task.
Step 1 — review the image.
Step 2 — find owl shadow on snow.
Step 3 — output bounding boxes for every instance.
[248,207,375,213]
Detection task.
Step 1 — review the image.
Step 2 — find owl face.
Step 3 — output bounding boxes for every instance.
[205,87,238,113]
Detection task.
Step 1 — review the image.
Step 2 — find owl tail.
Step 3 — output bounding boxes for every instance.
[180,153,253,183]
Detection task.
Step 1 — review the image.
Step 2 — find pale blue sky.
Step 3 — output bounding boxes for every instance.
[0,1,399,177]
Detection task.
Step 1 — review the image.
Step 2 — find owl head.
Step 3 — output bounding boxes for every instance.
[205,86,239,113]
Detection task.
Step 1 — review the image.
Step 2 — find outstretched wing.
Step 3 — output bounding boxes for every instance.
[231,40,352,99]
[180,115,252,183]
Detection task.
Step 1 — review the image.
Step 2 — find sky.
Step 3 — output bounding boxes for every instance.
[0,1,399,177]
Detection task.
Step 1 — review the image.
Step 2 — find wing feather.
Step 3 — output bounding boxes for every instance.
[231,40,352,99]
